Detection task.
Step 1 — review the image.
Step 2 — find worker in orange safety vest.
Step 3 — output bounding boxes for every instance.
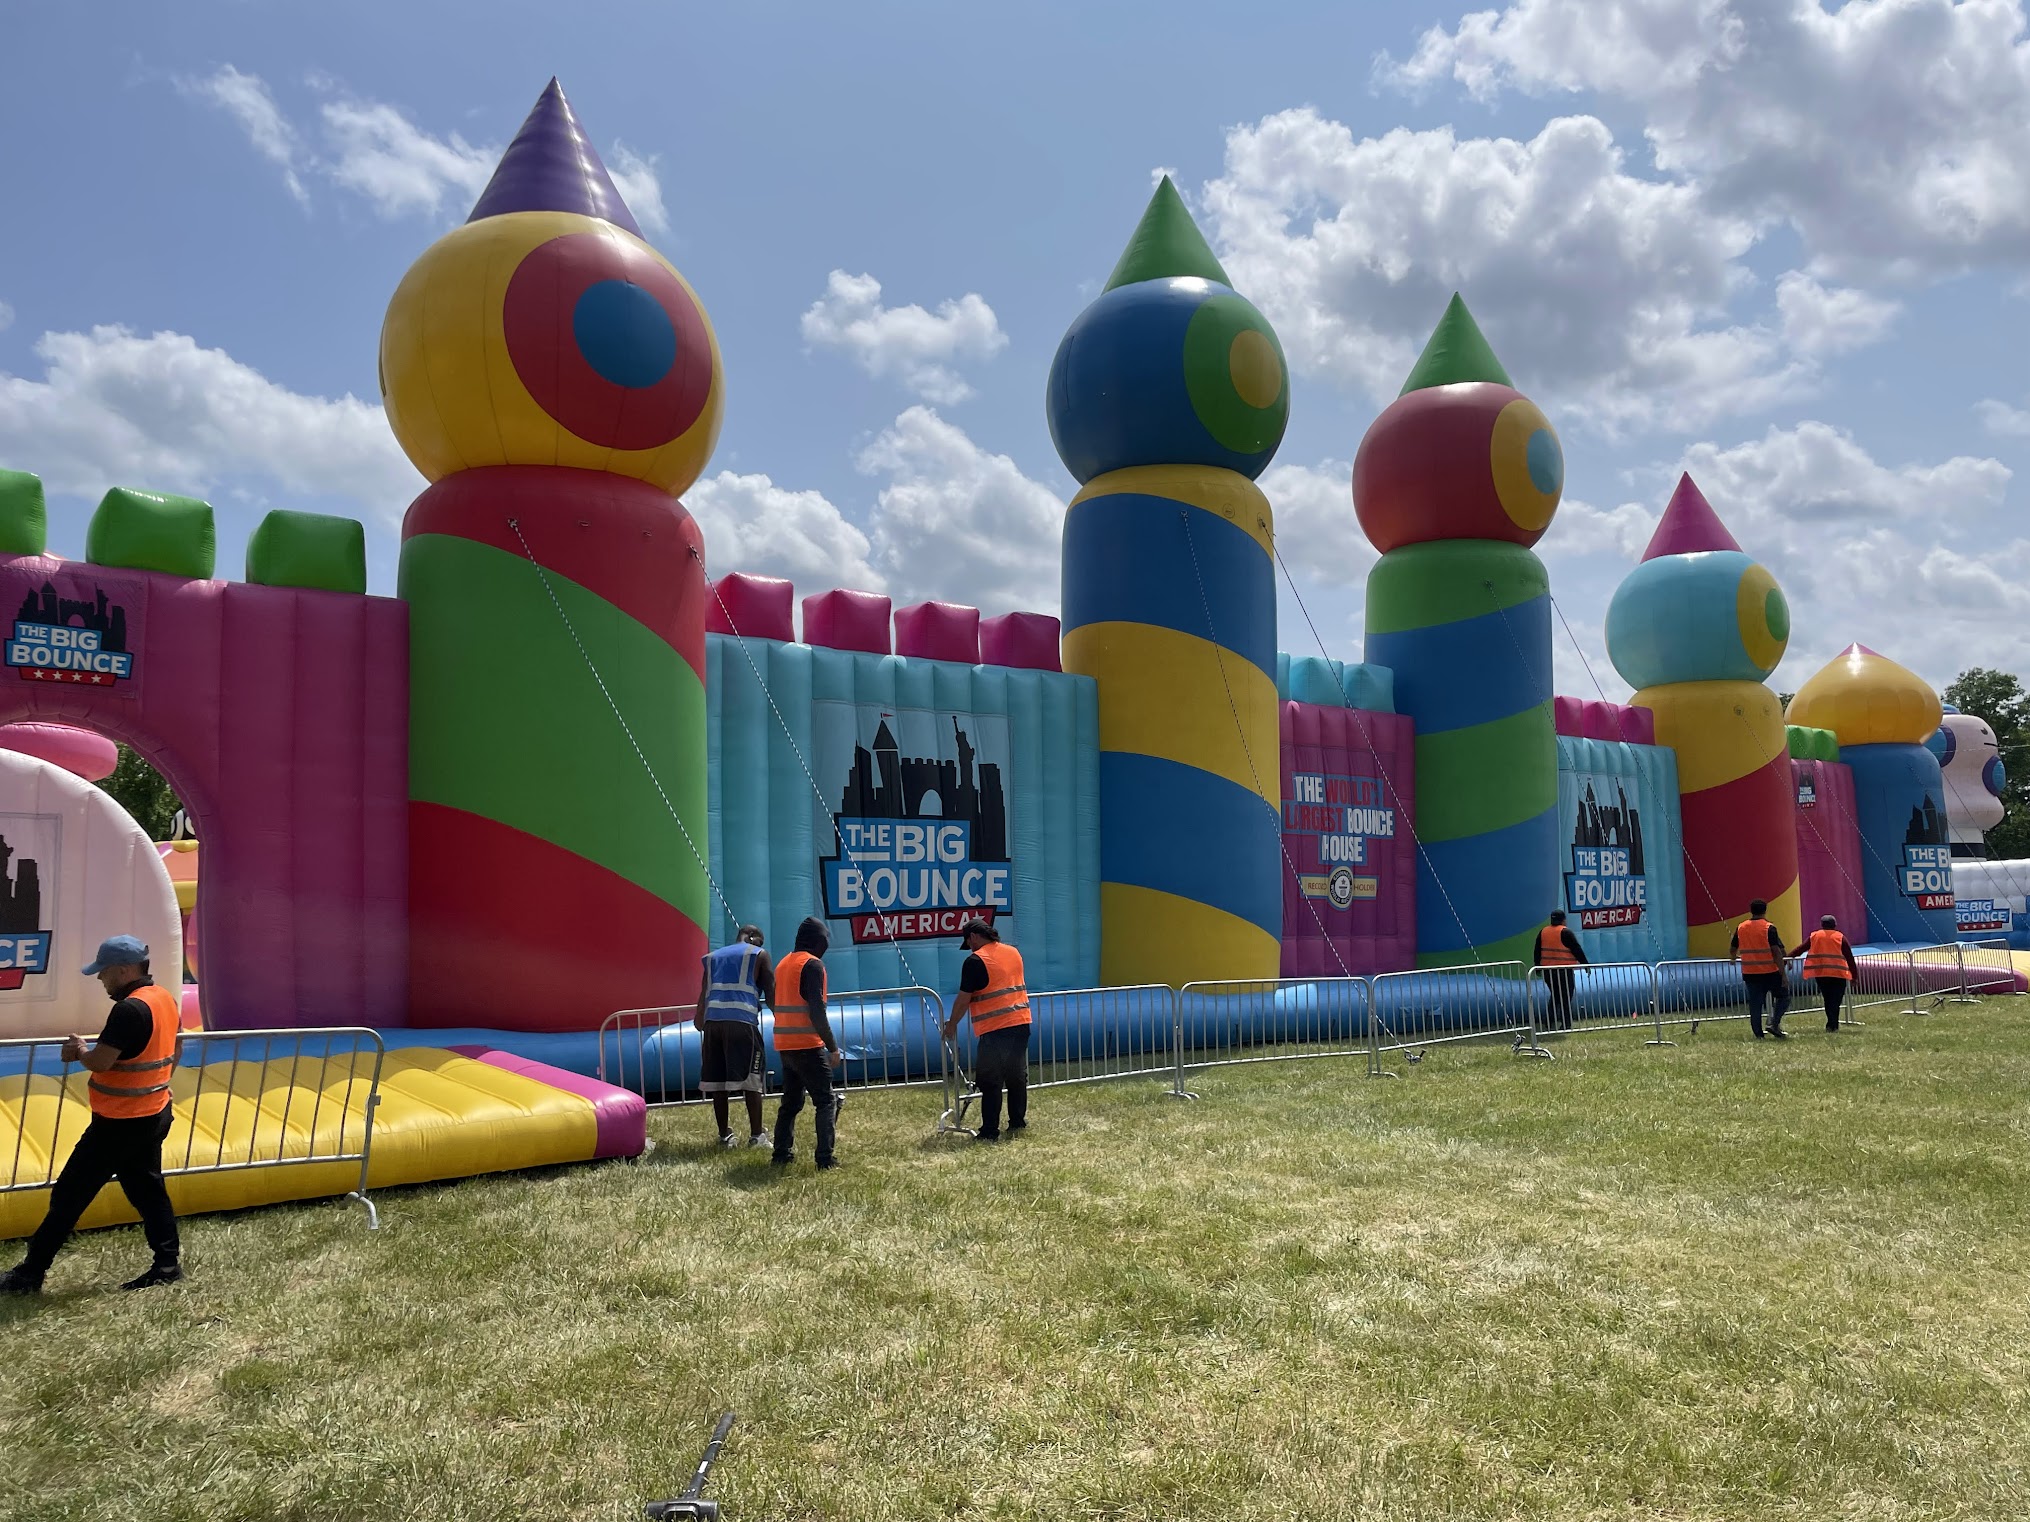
[942,920,1032,1142]
[1730,899,1792,1040]
[1533,910,1588,1030]
[1791,914,1859,1033]
[1,935,184,1294]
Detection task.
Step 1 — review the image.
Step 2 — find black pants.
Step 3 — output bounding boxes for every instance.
[22,1109,179,1276]
[772,1049,836,1164]
[974,1026,1030,1138]
[1744,973,1790,1036]
[1542,968,1577,1030]
[1818,977,1848,1030]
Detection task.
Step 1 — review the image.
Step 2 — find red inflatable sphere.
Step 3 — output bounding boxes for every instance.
[1352,382,1564,553]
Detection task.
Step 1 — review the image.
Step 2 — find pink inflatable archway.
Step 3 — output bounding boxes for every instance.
[0,555,408,1030]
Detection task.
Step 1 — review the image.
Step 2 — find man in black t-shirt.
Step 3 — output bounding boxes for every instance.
[2,934,184,1294]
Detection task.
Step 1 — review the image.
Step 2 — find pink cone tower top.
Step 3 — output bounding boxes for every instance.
[1640,473,1742,561]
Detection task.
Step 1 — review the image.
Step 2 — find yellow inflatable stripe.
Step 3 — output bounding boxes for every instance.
[1073,465,1276,558]
[1686,878,1802,960]
[1100,882,1283,988]
[1064,622,1279,808]
[0,1049,601,1241]
[1636,680,1789,795]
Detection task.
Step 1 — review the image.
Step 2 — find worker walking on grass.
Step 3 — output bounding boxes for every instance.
[1793,914,1859,1033]
[942,920,1032,1143]
[1,936,184,1295]
[1731,899,1791,1040]
[770,917,843,1170]
[694,925,774,1149]
[1534,910,1587,1031]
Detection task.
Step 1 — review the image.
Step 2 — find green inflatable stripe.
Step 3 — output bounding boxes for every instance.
[403,534,708,924]
[1366,540,1549,634]
[0,469,47,555]
[87,487,215,580]
[1413,705,1557,842]
[1400,293,1514,394]
[1418,926,1538,972]
[246,509,367,594]
[1104,176,1234,292]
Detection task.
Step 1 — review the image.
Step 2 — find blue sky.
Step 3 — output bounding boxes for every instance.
[3,0,2027,701]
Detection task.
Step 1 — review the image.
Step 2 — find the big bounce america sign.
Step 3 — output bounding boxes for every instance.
[816,705,1013,943]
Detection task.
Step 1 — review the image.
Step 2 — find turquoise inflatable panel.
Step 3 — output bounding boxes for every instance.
[1555,736,1688,963]
[1276,653,1396,714]
[706,635,1100,997]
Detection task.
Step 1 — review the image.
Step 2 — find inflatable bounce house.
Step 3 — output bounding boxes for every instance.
[0,79,2020,1231]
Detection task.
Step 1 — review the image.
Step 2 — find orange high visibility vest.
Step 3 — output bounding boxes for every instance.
[88,983,181,1119]
[1736,919,1783,977]
[1535,926,1579,967]
[1803,929,1852,981]
[968,942,1031,1035]
[770,951,827,1051]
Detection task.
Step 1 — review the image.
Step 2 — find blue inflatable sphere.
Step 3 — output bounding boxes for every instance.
[1047,276,1288,484]
[1605,549,1789,690]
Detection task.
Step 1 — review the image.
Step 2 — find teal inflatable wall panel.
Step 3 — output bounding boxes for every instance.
[1555,736,1688,964]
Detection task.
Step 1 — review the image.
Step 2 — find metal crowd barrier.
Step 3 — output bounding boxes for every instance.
[937,984,1178,1137]
[1524,961,1667,1048]
[1954,939,2022,999]
[1366,962,1534,1075]
[1175,977,1373,1094]
[1,1026,385,1228]
[599,986,949,1109]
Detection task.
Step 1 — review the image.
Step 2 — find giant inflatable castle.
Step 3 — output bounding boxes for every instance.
[0,80,2017,1081]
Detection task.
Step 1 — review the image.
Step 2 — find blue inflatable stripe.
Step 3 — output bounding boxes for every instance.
[1365,594,1552,737]
[1098,750,1281,938]
[1413,806,1562,954]
[1061,493,1275,679]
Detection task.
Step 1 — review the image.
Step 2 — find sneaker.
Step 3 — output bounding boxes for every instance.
[975,1130,1001,1143]
[1770,1028,1789,1041]
[1007,1119,1027,1134]
[0,1266,43,1295]
[770,1152,793,1167]
[120,1264,182,1291]
[747,1133,770,1149]
[816,1157,838,1171]
[718,1132,738,1149]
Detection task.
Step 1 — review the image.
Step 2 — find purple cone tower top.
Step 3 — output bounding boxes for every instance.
[1640,472,1742,561]
[465,78,642,236]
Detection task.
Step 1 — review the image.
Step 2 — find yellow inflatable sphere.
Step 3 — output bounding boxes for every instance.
[379,210,724,495]
[1786,643,1943,747]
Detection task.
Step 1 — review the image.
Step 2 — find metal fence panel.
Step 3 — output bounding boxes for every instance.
[1525,962,1665,1047]
[938,985,1177,1136]
[1,1027,385,1228]
[1956,939,2023,999]
[1175,977,1373,1088]
[1367,962,1533,1074]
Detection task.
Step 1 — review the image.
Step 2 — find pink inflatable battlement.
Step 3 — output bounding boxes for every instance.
[801,589,892,654]
[0,554,409,1032]
[980,612,1062,672]
[893,600,981,664]
[1279,702,1417,978]
[0,721,119,780]
[706,573,795,642]
[1553,696,1655,746]
[1794,758,1867,935]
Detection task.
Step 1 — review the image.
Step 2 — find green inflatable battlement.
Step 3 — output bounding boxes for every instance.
[1786,724,1840,762]
[0,469,367,595]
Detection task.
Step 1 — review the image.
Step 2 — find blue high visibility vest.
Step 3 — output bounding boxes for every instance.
[702,943,763,1025]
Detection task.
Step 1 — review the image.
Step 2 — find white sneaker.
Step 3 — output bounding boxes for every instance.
[746,1133,770,1149]
[718,1133,738,1149]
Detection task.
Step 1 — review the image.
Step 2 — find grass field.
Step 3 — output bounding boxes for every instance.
[6,1008,2030,1521]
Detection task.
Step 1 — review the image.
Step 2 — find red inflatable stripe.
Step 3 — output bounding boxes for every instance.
[407,803,706,1033]
[404,467,707,681]
[1679,754,1798,927]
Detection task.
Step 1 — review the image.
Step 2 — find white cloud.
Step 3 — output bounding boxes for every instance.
[1676,421,2010,534]
[1260,459,1370,590]
[801,272,1007,404]
[0,325,418,527]
[857,406,1063,614]
[180,64,309,206]
[1200,108,1811,433]
[1552,496,1659,559]
[1385,0,2030,283]
[687,470,882,592]
[606,142,670,238]
[318,98,493,220]
[1976,396,2030,438]
[182,66,672,235]
[1774,273,1899,356]
[0,301,13,334]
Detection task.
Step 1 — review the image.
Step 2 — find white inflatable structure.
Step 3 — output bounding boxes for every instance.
[0,748,181,1040]
[1935,709,2006,851]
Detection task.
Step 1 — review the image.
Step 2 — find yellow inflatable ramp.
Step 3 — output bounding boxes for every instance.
[0,1044,646,1239]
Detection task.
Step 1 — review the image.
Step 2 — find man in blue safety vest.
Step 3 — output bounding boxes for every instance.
[693,925,774,1148]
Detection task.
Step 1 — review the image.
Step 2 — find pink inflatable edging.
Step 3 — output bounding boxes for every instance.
[446,1046,647,1159]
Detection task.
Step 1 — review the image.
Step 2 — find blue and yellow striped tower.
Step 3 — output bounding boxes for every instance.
[1048,178,1289,986]
[1352,296,1565,968]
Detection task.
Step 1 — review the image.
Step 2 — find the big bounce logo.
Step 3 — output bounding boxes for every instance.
[1900,794,1955,911]
[1564,778,1648,928]
[817,708,1014,942]
[0,825,52,992]
[5,577,139,691]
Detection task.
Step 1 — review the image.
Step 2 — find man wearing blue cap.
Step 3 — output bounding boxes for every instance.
[1,935,185,1294]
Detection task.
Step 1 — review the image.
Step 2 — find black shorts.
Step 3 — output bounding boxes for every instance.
[700,1021,763,1094]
